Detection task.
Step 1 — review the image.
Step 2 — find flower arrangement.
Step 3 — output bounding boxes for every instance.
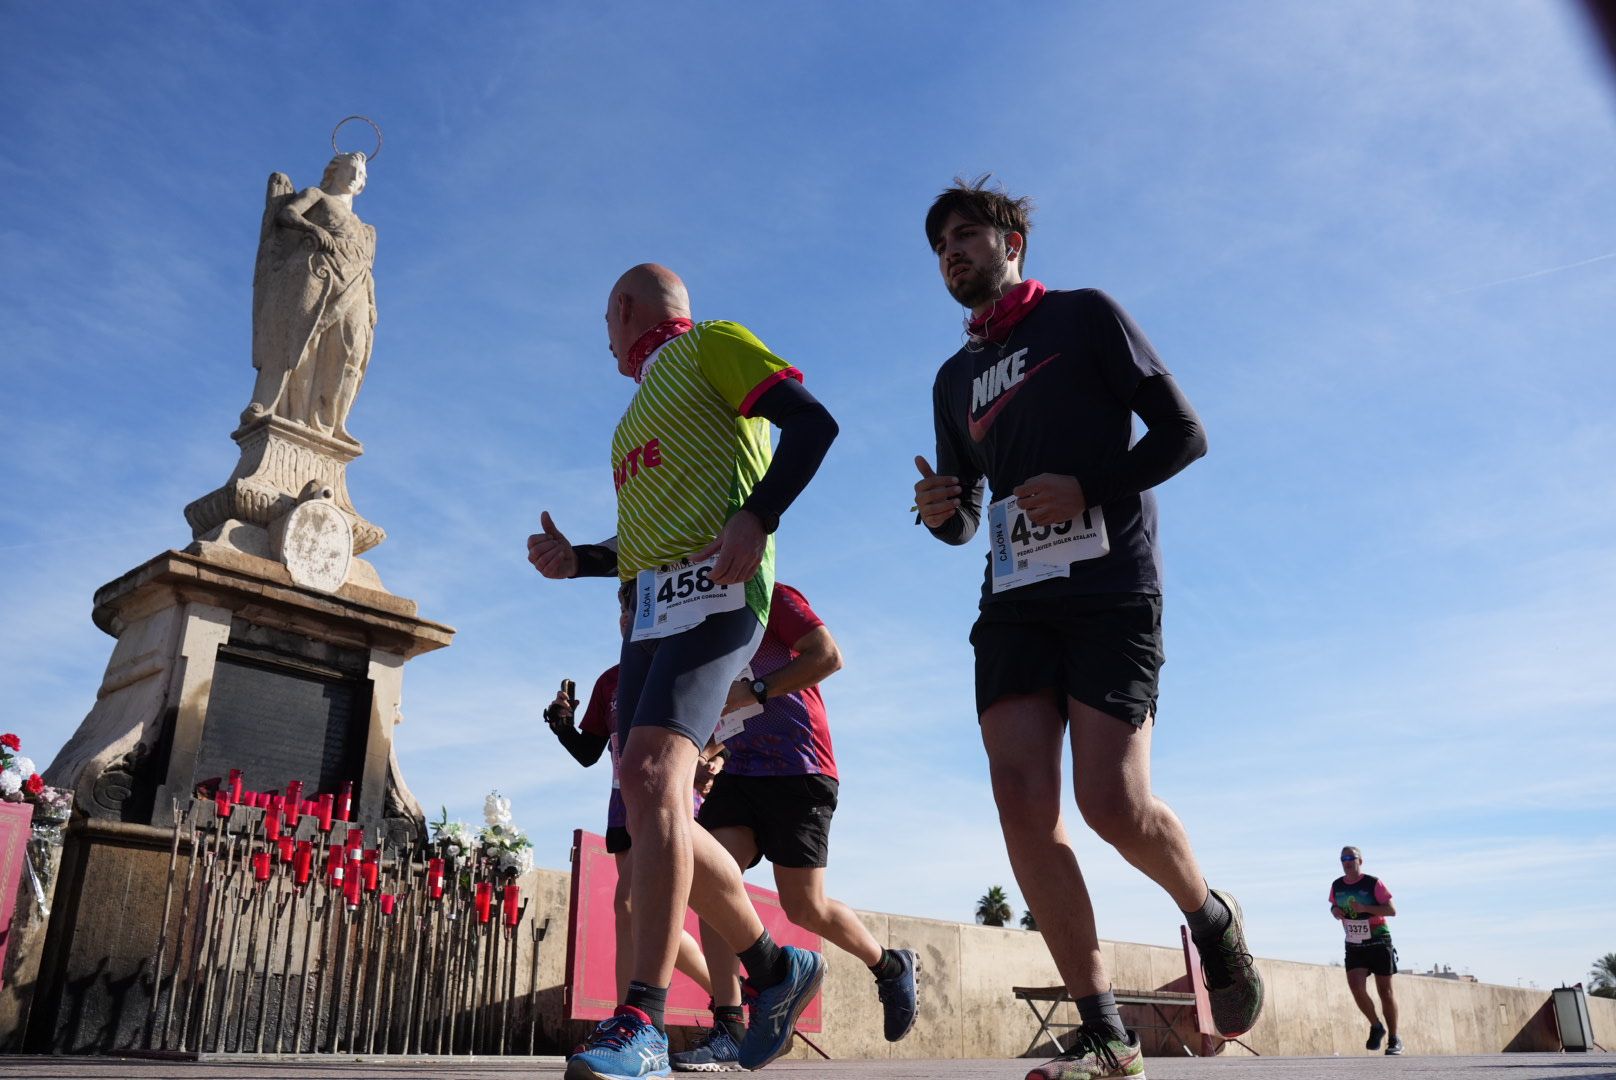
[0,732,69,818]
[430,790,533,879]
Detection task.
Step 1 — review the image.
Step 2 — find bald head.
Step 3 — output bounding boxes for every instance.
[606,264,691,373]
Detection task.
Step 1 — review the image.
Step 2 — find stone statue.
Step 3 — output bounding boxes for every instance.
[247,151,377,443]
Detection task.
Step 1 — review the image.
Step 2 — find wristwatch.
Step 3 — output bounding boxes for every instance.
[748,679,769,706]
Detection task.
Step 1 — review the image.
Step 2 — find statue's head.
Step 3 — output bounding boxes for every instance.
[321,152,368,196]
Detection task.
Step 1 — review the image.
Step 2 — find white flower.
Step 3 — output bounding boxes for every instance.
[499,847,533,875]
[12,756,34,778]
[0,769,20,796]
[483,792,513,829]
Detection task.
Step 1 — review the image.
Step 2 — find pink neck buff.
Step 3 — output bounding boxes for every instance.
[625,317,695,382]
[967,279,1046,344]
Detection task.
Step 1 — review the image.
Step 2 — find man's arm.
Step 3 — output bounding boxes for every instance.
[724,626,842,713]
[918,370,983,545]
[543,689,609,767]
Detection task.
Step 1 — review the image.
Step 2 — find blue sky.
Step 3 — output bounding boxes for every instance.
[3,2,1613,992]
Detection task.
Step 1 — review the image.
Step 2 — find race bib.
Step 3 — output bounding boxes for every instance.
[987,496,1109,593]
[1343,918,1372,944]
[630,556,745,641]
[715,664,763,742]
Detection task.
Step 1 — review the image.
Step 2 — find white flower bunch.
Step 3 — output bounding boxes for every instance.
[483,792,513,829]
[432,818,477,857]
[477,790,533,878]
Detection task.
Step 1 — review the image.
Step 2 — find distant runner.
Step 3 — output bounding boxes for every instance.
[529,264,838,1080]
[1330,846,1402,1056]
[673,582,919,1072]
[912,176,1263,1080]
[543,585,722,1001]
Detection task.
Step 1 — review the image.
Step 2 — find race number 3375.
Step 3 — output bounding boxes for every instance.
[987,495,1109,593]
[631,556,745,641]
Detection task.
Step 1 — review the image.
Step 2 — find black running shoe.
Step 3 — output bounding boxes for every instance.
[1366,1021,1385,1051]
[875,948,920,1042]
[1195,889,1264,1038]
[1385,1034,1404,1056]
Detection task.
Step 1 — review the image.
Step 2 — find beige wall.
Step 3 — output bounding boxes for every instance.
[524,867,1616,1060]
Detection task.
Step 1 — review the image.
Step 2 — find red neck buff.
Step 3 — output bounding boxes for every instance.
[626,317,694,382]
[966,279,1046,343]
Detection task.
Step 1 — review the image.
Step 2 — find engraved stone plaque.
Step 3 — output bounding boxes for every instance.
[280,499,352,592]
[193,650,369,798]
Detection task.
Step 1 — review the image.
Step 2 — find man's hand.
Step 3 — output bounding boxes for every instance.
[527,511,578,579]
[1331,905,1347,920]
[693,510,766,586]
[694,752,725,797]
[1013,473,1087,527]
[543,689,575,733]
[914,456,961,528]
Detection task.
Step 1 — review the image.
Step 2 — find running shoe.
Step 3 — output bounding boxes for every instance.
[565,1005,671,1080]
[1366,1021,1386,1051]
[1026,1027,1145,1080]
[1195,888,1264,1037]
[876,948,920,1042]
[737,946,825,1070]
[1385,1034,1404,1056]
[670,1025,741,1072]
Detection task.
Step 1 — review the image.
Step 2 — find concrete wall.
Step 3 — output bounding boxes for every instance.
[526,867,1616,1061]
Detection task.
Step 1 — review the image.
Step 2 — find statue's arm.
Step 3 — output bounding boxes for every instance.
[275,189,335,253]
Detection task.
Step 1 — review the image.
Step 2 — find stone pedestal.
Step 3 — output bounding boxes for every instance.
[34,544,452,1051]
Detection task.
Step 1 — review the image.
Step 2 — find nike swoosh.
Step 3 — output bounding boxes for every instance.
[966,352,1060,442]
[1104,691,1138,704]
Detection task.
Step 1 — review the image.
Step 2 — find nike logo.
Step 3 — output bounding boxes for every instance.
[1104,691,1138,704]
[967,350,1060,442]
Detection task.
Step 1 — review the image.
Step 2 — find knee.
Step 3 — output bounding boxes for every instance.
[1076,790,1148,848]
[618,756,680,814]
[988,765,1061,834]
[780,892,828,930]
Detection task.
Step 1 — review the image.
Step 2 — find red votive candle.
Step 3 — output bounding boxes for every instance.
[215,790,233,819]
[252,851,271,882]
[317,794,334,831]
[503,884,520,927]
[228,769,243,802]
[344,872,362,908]
[346,827,365,852]
[337,780,353,822]
[293,840,314,885]
[278,836,295,863]
[327,844,345,886]
[284,781,303,824]
[380,893,396,916]
[475,881,493,924]
[265,805,282,842]
[428,858,445,900]
[362,850,380,892]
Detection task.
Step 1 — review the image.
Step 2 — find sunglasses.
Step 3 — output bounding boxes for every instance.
[1340,856,1360,863]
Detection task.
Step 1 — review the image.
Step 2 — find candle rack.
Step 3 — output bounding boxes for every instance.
[137,788,551,1057]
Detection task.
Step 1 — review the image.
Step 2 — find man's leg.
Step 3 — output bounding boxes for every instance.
[613,852,635,1002]
[1374,973,1398,1036]
[981,693,1110,999]
[698,825,762,1008]
[1067,701,1204,909]
[773,866,882,966]
[1347,969,1380,1024]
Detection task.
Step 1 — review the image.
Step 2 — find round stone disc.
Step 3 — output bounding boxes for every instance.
[280,500,353,593]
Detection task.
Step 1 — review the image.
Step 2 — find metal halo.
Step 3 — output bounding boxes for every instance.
[331,115,382,162]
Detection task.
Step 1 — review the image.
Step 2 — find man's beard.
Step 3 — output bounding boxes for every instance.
[947,248,1011,309]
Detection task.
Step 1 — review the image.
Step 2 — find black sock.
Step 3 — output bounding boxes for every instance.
[737,929,789,990]
[625,980,669,1031]
[714,1004,745,1043]
[1076,990,1127,1042]
[1184,887,1231,941]
[869,948,903,981]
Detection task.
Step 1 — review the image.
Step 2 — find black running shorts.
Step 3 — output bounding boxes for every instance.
[696,772,839,869]
[605,826,632,854]
[970,592,1164,726]
[1344,940,1398,977]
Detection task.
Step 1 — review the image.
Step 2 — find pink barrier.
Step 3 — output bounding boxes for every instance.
[0,802,32,984]
[565,828,823,1030]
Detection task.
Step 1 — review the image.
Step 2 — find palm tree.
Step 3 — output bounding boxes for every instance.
[976,885,1012,927]
[1590,953,1616,999]
[1020,909,1039,932]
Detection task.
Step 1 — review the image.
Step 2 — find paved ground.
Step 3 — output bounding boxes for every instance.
[0,1053,1610,1080]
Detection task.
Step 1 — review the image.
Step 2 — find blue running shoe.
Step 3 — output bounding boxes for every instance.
[876,948,920,1042]
[565,1005,671,1080]
[738,946,824,1070]
[671,1024,741,1071]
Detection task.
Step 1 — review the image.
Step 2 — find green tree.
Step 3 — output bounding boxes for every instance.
[1020,909,1039,931]
[1590,952,1616,999]
[976,885,1012,927]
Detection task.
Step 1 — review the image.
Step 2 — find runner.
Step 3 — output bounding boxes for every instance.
[912,177,1263,1080]
[528,263,838,1080]
[1330,846,1402,1055]
[543,585,723,1001]
[672,582,920,1071]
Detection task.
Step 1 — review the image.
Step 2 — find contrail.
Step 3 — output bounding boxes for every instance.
[1444,250,1616,295]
